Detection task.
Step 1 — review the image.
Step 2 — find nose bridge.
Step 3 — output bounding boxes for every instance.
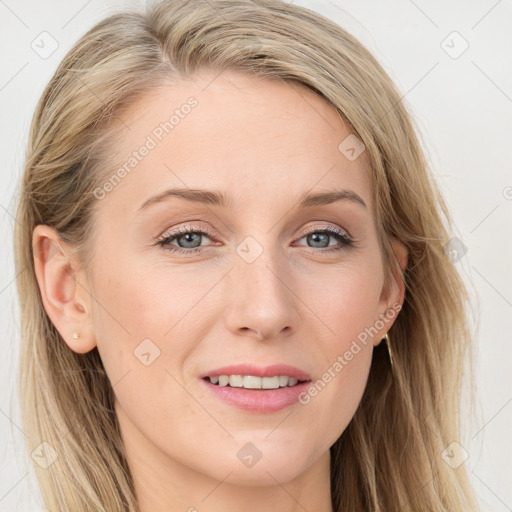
[223,234,299,339]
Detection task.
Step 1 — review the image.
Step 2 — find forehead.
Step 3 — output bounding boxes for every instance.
[96,69,373,218]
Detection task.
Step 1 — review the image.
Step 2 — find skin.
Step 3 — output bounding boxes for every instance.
[33,70,407,512]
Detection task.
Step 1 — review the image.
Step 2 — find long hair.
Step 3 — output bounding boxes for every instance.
[13,0,478,510]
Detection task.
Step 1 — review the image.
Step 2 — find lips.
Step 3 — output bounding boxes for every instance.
[199,363,313,413]
[199,363,312,381]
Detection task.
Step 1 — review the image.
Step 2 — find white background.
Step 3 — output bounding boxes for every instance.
[1,0,511,510]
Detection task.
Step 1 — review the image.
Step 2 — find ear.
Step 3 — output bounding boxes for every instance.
[374,237,408,346]
[32,225,96,354]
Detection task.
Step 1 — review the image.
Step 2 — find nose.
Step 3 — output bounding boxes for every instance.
[223,243,301,341]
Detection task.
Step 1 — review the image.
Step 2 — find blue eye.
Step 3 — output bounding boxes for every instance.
[296,227,353,251]
[157,225,353,255]
[157,225,213,254]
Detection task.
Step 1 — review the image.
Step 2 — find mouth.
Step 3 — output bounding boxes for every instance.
[199,364,313,413]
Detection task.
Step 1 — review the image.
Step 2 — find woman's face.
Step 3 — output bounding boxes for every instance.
[51,71,406,489]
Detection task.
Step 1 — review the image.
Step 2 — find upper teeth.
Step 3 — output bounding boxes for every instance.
[208,375,300,389]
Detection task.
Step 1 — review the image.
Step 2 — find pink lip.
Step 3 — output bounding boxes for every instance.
[201,379,312,413]
[200,363,312,381]
[199,363,313,413]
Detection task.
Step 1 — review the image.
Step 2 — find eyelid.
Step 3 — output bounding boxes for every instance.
[156,222,216,243]
[299,223,352,240]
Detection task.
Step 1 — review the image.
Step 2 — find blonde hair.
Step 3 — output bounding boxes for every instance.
[14,0,478,510]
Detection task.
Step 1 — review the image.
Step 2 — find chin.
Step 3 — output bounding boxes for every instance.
[216,460,309,487]
[195,442,316,486]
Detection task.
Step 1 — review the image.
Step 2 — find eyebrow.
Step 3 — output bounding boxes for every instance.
[137,187,367,212]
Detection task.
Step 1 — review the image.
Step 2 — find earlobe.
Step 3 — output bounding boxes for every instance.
[32,225,97,354]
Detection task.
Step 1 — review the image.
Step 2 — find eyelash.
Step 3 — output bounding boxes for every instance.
[156,223,354,255]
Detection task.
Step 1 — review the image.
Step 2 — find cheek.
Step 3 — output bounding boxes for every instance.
[304,255,384,346]
[88,250,214,419]
[87,253,182,393]
[88,264,203,447]
[295,302,375,457]
[290,258,383,447]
